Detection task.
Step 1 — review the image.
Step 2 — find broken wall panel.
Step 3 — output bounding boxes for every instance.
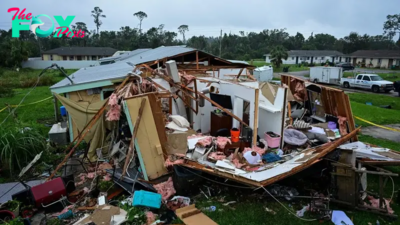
[123,95,168,181]
[281,74,356,134]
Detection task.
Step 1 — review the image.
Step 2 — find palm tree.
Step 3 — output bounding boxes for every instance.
[178,25,189,43]
[133,11,147,34]
[269,45,288,68]
[91,7,106,34]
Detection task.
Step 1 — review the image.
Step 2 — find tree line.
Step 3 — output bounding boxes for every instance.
[0,7,399,68]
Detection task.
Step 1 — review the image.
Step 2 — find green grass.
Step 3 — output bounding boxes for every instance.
[0,68,77,135]
[348,92,400,126]
[343,72,400,82]
[249,61,309,72]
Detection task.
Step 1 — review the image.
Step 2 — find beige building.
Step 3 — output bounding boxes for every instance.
[347,50,400,69]
[42,47,118,61]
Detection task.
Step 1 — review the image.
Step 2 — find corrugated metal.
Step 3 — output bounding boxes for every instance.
[99,49,151,62]
[227,59,249,65]
[120,46,196,65]
[51,61,133,89]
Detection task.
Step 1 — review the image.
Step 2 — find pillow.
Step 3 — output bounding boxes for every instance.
[169,115,190,128]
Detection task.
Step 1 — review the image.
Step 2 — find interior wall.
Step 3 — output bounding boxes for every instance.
[206,68,248,79]
[190,78,257,134]
[152,78,178,115]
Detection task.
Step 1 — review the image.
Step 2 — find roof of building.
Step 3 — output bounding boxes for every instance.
[50,46,252,92]
[265,50,344,57]
[119,45,196,64]
[42,47,118,56]
[99,49,151,62]
[51,61,134,89]
[348,50,400,59]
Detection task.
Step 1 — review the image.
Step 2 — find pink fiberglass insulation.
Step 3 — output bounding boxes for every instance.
[365,196,394,214]
[338,116,348,136]
[103,173,112,181]
[243,145,266,156]
[232,158,246,169]
[164,155,185,168]
[196,136,213,147]
[154,177,176,201]
[146,211,157,225]
[106,93,121,121]
[208,152,226,160]
[216,137,231,149]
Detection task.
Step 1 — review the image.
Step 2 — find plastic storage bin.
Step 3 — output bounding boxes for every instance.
[132,190,162,208]
[264,132,281,148]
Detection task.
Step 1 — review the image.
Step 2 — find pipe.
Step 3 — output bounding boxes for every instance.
[199,86,216,107]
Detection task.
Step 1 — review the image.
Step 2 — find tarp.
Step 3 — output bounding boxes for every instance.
[54,93,107,161]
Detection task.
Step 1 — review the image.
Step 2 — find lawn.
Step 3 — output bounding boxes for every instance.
[0,68,77,134]
[348,92,400,127]
[343,72,400,82]
[249,60,309,73]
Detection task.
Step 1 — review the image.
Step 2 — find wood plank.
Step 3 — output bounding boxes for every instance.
[125,96,168,180]
[235,68,244,79]
[122,98,146,178]
[196,51,199,70]
[147,94,168,159]
[253,89,259,145]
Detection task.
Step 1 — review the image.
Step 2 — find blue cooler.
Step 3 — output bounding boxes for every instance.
[132,190,162,208]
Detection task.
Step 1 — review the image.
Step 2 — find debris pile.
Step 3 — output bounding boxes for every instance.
[2,59,400,224]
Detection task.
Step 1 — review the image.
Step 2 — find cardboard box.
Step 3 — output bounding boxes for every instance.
[176,204,218,225]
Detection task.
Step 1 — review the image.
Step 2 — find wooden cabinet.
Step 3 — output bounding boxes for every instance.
[210,112,232,136]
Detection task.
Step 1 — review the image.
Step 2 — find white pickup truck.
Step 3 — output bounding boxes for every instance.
[340,74,394,93]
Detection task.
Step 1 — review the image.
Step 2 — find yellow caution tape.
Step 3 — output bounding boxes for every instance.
[354,116,400,132]
[0,96,53,113]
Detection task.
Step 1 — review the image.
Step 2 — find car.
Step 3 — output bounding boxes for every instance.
[340,74,394,93]
[336,62,354,71]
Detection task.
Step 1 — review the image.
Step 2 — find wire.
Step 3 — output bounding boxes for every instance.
[0,182,20,200]
[261,186,317,222]
[0,65,53,126]
[388,176,395,203]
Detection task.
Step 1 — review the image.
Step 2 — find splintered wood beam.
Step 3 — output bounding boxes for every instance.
[121,98,147,178]
[235,68,244,79]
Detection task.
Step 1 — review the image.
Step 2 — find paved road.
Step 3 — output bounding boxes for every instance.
[273,72,399,97]
[278,68,400,78]
[362,124,400,143]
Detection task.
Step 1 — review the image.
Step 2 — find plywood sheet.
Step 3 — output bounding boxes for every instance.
[125,96,168,180]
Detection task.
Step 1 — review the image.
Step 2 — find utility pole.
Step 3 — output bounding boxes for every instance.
[219,29,222,57]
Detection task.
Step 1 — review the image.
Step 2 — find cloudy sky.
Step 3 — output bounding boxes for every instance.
[1,0,399,39]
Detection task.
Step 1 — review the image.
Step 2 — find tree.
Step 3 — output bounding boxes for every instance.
[133,11,148,34]
[178,25,189,43]
[383,14,400,42]
[269,45,288,68]
[91,7,106,34]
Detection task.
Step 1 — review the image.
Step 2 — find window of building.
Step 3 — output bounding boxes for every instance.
[77,56,82,61]
[378,58,382,64]
[63,56,67,61]
[92,56,97,60]
[307,57,310,60]
[50,55,53,61]
[321,57,324,60]
[69,56,74,61]
[292,57,295,60]
[315,57,318,60]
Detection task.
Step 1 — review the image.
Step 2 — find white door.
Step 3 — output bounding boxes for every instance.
[322,68,330,83]
[354,75,363,88]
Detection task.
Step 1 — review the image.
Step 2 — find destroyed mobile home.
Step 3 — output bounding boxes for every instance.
[1,46,400,224]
